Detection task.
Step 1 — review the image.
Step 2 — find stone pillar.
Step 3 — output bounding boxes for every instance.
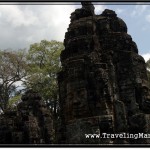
[58,3,114,144]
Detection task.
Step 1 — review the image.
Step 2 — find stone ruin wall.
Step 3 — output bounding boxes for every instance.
[0,90,54,144]
[58,2,150,144]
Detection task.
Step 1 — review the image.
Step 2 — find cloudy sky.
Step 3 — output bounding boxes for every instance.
[0,2,150,61]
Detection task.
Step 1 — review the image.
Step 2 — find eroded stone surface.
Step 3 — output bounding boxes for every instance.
[58,3,150,144]
[0,90,54,144]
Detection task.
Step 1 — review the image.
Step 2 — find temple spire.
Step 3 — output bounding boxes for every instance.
[81,1,95,15]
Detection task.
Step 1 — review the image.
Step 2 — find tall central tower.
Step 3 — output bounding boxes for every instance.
[58,3,150,144]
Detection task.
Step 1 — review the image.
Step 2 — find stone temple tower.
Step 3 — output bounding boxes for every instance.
[58,2,150,144]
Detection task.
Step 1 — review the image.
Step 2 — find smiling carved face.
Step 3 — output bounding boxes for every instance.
[66,80,89,121]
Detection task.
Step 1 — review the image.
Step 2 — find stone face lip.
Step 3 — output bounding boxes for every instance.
[58,2,150,144]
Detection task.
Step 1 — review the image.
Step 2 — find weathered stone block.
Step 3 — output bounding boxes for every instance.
[58,2,150,144]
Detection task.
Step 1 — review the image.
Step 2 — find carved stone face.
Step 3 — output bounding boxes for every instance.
[66,80,89,121]
[142,86,150,103]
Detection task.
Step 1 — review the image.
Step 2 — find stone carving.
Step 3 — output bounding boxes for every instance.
[70,2,94,22]
[81,2,95,15]
[0,2,149,145]
[0,90,54,144]
[58,3,150,144]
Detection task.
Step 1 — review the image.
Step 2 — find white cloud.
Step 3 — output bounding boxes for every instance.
[1,3,149,56]
[94,5,106,15]
[38,5,76,41]
[0,4,76,50]
[142,53,150,62]
[0,4,109,50]
[116,8,124,14]
[0,5,39,27]
[131,5,148,17]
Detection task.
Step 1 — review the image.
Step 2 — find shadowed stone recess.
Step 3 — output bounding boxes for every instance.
[58,3,150,144]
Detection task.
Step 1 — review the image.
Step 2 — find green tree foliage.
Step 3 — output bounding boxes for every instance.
[24,40,64,113]
[24,40,64,141]
[0,40,63,141]
[0,50,27,111]
[8,94,21,109]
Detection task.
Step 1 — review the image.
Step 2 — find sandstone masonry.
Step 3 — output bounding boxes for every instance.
[58,2,150,144]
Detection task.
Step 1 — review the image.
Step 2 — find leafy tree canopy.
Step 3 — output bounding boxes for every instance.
[0,49,27,111]
[24,40,64,109]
